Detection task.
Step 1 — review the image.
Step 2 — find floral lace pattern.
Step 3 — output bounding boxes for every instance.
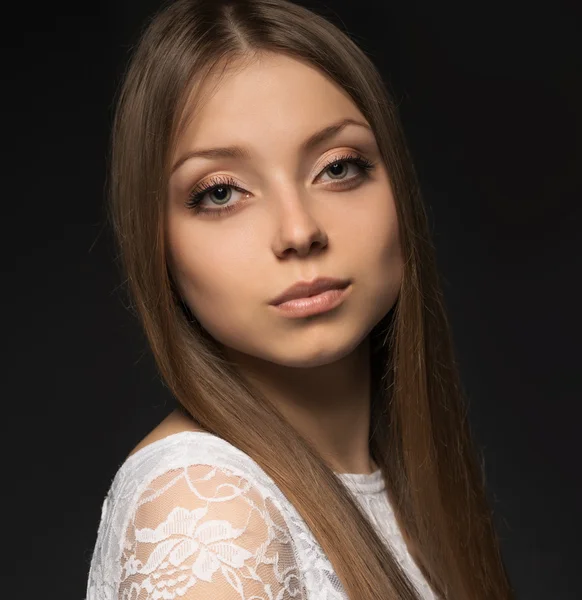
[86,431,436,599]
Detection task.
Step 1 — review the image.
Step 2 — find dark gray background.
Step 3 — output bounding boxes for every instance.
[3,0,580,598]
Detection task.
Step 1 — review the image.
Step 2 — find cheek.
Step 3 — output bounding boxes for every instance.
[344,190,403,311]
[166,215,263,327]
[340,186,402,269]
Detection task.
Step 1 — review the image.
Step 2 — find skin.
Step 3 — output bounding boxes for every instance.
[158,52,403,475]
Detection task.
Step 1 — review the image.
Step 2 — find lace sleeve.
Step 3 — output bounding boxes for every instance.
[118,463,304,599]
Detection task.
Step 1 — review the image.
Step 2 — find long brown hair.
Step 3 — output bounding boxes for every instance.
[108,0,513,598]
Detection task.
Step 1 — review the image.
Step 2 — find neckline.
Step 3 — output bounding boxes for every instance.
[122,430,385,493]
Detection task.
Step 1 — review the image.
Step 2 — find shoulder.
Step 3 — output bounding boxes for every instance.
[119,459,304,598]
[111,411,279,509]
[125,407,206,460]
[88,410,308,599]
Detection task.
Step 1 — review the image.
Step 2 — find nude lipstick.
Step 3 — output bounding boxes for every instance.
[269,277,351,318]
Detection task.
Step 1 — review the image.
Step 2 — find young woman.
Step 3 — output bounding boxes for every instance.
[86,0,514,598]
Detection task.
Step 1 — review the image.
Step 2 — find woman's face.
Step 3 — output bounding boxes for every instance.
[166,52,403,368]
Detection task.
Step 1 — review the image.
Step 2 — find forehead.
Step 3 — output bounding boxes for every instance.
[173,52,365,157]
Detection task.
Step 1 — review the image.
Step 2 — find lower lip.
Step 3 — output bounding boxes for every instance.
[271,285,351,318]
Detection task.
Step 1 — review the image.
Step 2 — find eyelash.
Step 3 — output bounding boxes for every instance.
[185,152,376,216]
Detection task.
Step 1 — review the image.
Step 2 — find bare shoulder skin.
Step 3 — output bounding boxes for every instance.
[126,408,206,459]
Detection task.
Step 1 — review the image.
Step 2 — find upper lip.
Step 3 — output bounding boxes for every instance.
[270,277,351,305]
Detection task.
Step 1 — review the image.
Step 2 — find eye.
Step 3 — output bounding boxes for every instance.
[184,152,376,217]
[317,152,375,185]
[185,175,250,214]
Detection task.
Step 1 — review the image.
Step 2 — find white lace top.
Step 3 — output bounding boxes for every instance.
[86,431,436,599]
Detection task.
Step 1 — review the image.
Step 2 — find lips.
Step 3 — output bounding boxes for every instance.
[269,277,351,306]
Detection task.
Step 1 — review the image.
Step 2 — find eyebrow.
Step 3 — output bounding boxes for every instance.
[170,117,372,175]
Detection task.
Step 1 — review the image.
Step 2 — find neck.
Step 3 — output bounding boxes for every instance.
[227,337,376,475]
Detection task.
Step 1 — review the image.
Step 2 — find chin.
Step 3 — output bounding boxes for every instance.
[258,327,368,369]
[209,311,380,370]
[267,350,351,369]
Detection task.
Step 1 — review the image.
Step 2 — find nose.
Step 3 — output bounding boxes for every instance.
[271,192,328,259]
